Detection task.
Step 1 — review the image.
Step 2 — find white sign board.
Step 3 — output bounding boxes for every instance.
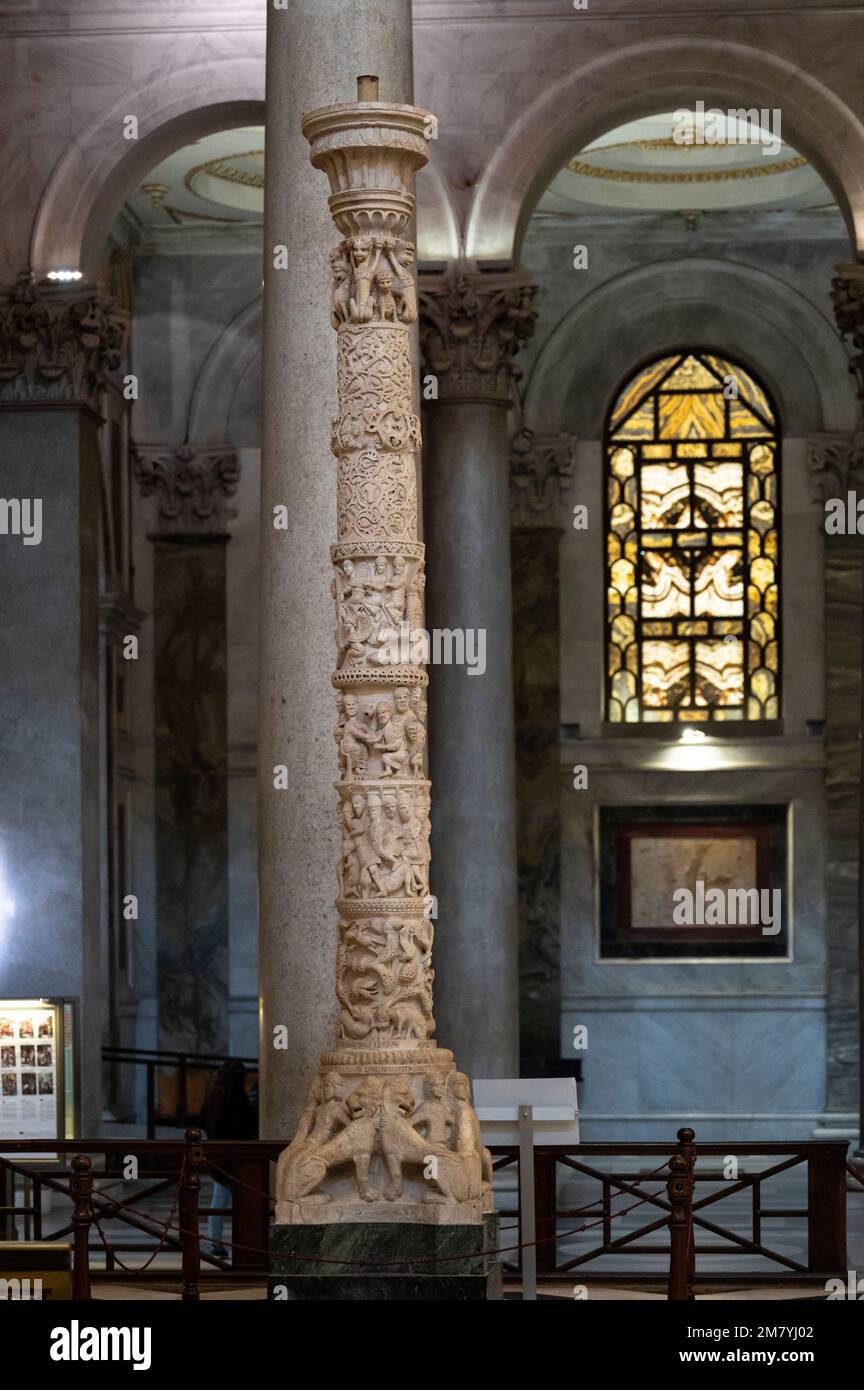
[0,1002,60,1140]
[473,1077,580,1145]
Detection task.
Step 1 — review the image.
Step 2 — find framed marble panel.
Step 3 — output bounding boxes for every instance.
[598,804,788,959]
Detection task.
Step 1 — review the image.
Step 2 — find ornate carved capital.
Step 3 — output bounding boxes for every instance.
[0,271,127,407]
[133,443,240,536]
[808,432,864,504]
[510,428,577,526]
[419,265,537,404]
[832,262,864,410]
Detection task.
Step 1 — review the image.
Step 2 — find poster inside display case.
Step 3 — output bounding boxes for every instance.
[0,999,76,1141]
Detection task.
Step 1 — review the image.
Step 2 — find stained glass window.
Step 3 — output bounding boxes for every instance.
[605,351,780,723]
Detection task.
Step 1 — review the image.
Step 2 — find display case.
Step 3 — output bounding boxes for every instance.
[0,999,77,1143]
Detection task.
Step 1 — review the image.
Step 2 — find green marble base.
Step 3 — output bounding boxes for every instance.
[269,1214,503,1301]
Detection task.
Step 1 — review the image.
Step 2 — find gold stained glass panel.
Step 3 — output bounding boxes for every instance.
[605,351,780,722]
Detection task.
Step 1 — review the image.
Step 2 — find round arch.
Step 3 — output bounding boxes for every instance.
[187,296,263,445]
[523,258,858,439]
[466,37,864,262]
[31,57,265,280]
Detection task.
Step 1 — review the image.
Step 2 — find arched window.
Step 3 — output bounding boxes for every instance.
[605,351,779,723]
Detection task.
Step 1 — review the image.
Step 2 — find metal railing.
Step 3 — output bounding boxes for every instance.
[102,1046,258,1137]
[0,1128,848,1298]
[490,1130,848,1289]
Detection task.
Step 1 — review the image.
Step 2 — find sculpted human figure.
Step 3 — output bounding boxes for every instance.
[329,246,352,328]
[372,798,411,896]
[388,239,418,323]
[275,1073,349,1212]
[406,563,425,632]
[397,793,428,895]
[342,793,384,898]
[410,1074,452,1147]
[339,695,377,779]
[279,1077,386,1206]
[405,718,426,776]
[336,561,377,666]
[378,1079,452,1202]
[385,554,408,628]
[372,701,405,776]
[409,685,427,727]
[374,270,398,323]
[348,236,381,322]
[279,1074,348,1160]
[449,1071,493,1197]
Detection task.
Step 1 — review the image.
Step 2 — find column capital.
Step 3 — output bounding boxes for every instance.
[0,271,127,409]
[419,263,538,404]
[807,431,864,503]
[831,262,864,410]
[510,428,577,527]
[133,442,240,537]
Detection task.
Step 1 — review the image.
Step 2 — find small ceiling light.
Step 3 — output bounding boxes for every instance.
[46,269,83,283]
[680,727,707,743]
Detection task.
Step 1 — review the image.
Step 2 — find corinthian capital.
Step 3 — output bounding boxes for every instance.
[133,443,240,536]
[832,262,864,410]
[419,264,537,404]
[510,428,577,526]
[807,431,864,503]
[0,272,127,408]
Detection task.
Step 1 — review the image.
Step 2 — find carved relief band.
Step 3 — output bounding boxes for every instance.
[273,81,492,1226]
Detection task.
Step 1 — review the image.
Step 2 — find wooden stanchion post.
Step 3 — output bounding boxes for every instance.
[70,1154,93,1301]
[677,1127,696,1299]
[180,1127,203,1301]
[667,1127,696,1302]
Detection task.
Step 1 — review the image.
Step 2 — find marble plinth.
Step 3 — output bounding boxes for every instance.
[269,1215,503,1301]
[279,1197,488,1226]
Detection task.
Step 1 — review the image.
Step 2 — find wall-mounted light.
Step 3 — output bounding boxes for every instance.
[46,269,83,283]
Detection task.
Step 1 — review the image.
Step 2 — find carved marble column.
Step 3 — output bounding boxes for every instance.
[258,0,414,1140]
[509,430,576,1071]
[418,267,537,1077]
[133,444,238,1057]
[0,273,127,1136]
[271,82,495,1240]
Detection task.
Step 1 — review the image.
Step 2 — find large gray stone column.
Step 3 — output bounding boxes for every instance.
[509,431,576,1072]
[831,262,864,1147]
[258,0,414,1138]
[419,267,536,1077]
[808,433,863,1126]
[134,444,239,1057]
[0,273,126,1137]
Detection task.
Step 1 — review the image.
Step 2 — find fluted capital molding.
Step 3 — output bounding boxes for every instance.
[0,271,127,408]
[808,431,864,504]
[510,428,577,527]
[133,443,240,537]
[419,264,538,404]
[832,262,864,410]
